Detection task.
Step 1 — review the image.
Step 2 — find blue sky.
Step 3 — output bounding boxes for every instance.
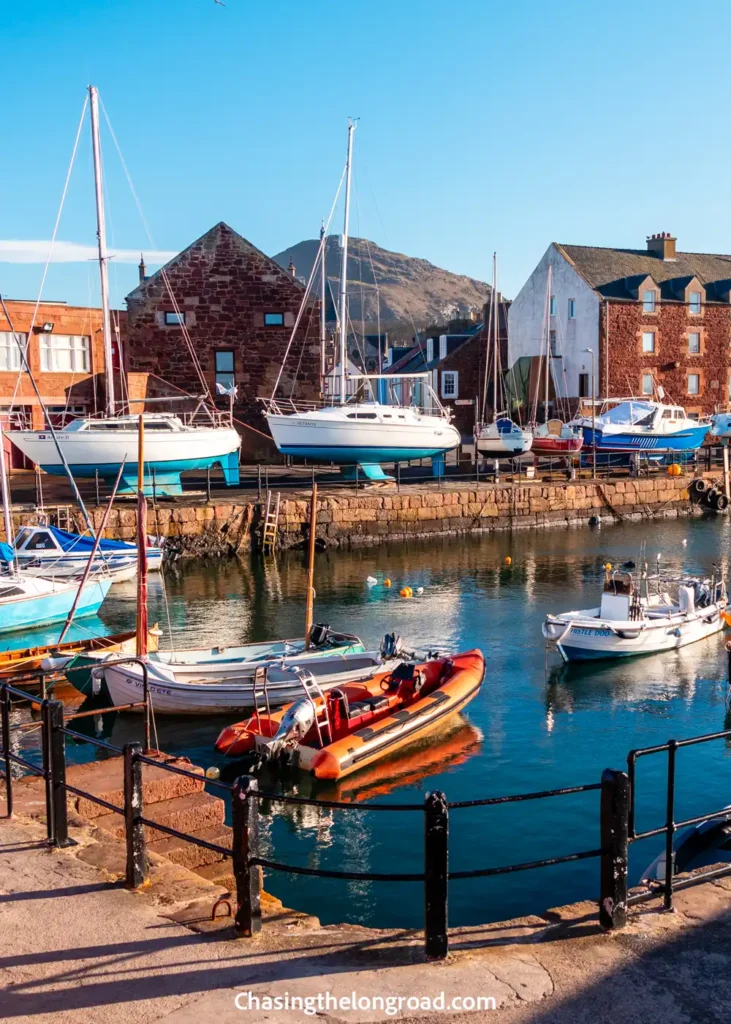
[4,0,731,309]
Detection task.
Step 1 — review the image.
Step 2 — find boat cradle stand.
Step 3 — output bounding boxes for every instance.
[339,453,446,484]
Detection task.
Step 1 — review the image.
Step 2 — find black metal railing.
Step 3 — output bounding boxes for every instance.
[626,727,731,911]
[2,678,729,957]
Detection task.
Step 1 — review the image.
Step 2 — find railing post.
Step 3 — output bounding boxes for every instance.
[49,701,73,847]
[1,686,12,818]
[124,742,147,888]
[232,775,262,937]
[424,790,449,960]
[206,466,211,502]
[40,700,54,841]
[599,768,629,930]
[664,741,678,911]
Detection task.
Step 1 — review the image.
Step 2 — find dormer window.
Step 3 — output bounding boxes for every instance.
[643,290,656,313]
[689,292,702,314]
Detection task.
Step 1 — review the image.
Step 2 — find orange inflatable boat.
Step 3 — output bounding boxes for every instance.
[214,649,485,780]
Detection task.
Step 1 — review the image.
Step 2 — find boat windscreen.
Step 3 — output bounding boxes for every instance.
[601,402,657,427]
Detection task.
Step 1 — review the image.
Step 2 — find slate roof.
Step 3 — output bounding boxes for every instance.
[556,243,731,302]
[125,221,308,303]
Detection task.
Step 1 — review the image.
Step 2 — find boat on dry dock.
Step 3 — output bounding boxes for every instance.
[214,649,485,780]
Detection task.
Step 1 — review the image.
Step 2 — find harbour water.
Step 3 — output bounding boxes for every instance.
[9,515,731,929]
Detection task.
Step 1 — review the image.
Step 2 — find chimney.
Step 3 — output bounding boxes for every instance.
[646,232,677,261]
[288,258,296,278]
[138,254,147,282]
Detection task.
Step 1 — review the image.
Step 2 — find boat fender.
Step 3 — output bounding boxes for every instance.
[366,576,378,586]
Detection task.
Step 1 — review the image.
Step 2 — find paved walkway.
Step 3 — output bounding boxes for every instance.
[2,816,731,1024]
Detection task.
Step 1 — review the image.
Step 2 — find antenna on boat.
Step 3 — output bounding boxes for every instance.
[89,85,116,418]
[338,119,356,406]
[320,220,327,386]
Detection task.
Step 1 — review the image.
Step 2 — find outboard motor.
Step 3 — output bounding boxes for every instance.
[254,698,316,763]
[380,632,403,660]
[308,623,331,648]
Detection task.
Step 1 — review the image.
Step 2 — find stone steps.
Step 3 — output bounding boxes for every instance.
[65,756,204,820]
[95,791,226,843]
[148,824,232,870]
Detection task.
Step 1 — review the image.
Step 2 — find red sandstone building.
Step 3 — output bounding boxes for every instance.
[509,232,731,418]
[124,222,320,456]
[0,299,124,467]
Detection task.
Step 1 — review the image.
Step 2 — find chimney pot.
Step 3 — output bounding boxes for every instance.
[138,253,147,283]
[646,232,677,261]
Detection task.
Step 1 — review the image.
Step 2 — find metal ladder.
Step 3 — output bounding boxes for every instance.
[296,669,332,747]
[261,491,280,555]
[251,664,273,729]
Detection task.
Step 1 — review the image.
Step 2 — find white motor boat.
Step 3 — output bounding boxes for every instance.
[580,399,710,455]
[13,524,162,580]
[711,412,731,438]
[475,417,533,456]
[542,567,727,662]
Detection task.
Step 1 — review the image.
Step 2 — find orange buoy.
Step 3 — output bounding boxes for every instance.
[668,463,682,477]
[400,586,413,598]
[384,578,392,588]
[504,556,512,566]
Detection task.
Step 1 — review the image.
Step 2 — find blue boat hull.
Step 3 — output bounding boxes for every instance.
[39,453,240,497]
[0,578,113,635]
[582,424,709,453]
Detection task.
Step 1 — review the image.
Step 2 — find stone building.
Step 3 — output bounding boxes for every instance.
[0,299,123,468]
[384,305,509,438]
[509,232,731,417]
[124,222,320,457]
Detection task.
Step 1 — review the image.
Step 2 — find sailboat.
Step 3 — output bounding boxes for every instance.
[529,264,582,457]
[0,437,111,635]
[474,255,533,456]
[262,120,460,481]
[7,86,241,497]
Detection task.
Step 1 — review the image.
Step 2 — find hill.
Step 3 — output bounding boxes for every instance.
[273,237,490,335]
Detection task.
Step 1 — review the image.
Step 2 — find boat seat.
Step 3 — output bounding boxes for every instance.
[347,696,389,719]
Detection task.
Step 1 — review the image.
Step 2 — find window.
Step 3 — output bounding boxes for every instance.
[39,334,89,372]
[164,311,185,325]
[549,295,556,316]
[578,373,589,398]
[0,332,24,371]
[426,338,434,363]
[688,332,701,354]
[642,374,654,395]
[549,330,558,357]
[214,350,235,391]
[689,292,702,314]
[439,335,448,360]
[568,298,576,319]
[45,405,85,428]
[441,370,458,399]
[264,312,284,326]
[642,331,655,353]
[643,290,656,313]
[688,373,700,395]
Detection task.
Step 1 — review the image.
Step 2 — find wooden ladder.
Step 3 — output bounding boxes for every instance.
[261,491,280,554]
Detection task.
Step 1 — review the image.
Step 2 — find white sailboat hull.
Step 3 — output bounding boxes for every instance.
[476,423,533,456]
[266,405,461,463]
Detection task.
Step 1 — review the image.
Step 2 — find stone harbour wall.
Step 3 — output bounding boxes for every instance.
[13,474,696,557]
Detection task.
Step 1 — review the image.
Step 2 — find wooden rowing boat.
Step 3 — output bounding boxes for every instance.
[0,625,161,680]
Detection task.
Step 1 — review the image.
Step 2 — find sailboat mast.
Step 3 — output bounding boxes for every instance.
[492,253,498,417]
[544,263,552,423]
[0,438,16,566]
[89,85,115,417]
[320,220,327,385]
[338,119,356,406]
